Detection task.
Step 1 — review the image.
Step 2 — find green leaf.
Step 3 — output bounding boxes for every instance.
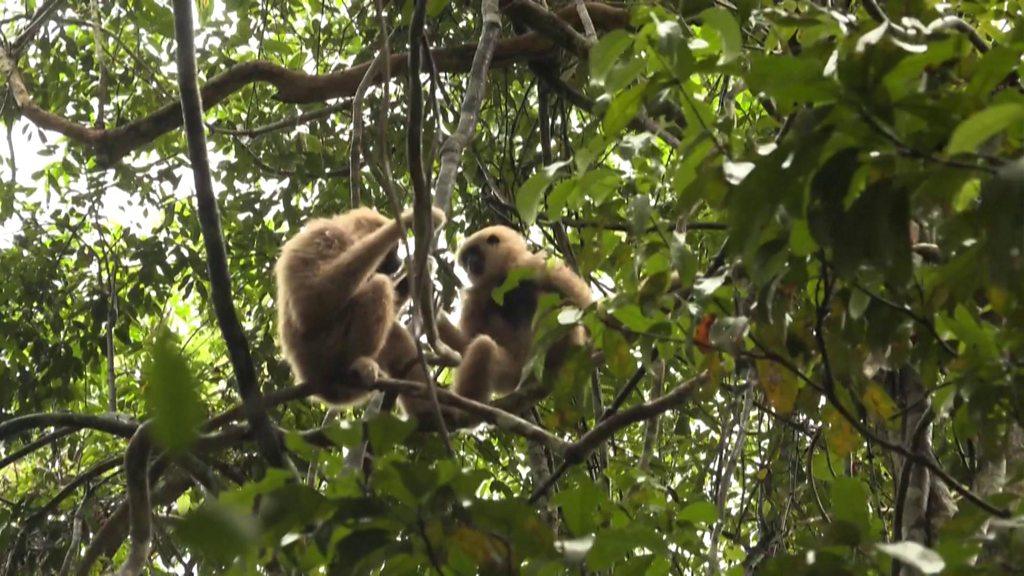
[590,30,633,82]
[946,102,1024,155]
[678,500,717,524]
[848,288,871,320]
[602,82,647,137]
[143,324,204,453]
[367,412,416,454]
[578,167,622,206]
[876,542,945,574]
[831,477,871,541]
[612,304,654,333]
[176,501,259,565]
[698,9,742,64]
[516,171,553,225]
[552,482,605,535]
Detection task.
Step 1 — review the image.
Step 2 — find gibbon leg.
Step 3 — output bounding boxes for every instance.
[342,273,395,385]
[453,335,520,402]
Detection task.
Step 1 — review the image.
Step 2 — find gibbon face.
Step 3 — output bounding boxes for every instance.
[456,225,530,287]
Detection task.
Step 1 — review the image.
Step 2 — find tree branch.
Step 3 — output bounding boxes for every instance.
[0,426,74,470]
[0,412,138,441]
[530,371,708,502]
[172,0,289,470]
[0,3,628,165]
[112,423,154,576]
[370,378,568,454]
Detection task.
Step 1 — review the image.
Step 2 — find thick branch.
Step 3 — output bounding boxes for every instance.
[1,3,628,165]
[172,0,289,470]
[113,424,153,576]
[0,412,138,440]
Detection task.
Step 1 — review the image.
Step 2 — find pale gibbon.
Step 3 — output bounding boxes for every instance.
[275,206,444,406]
[439,226,592,404]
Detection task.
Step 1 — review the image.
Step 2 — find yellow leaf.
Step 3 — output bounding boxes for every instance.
[756,359,798,415]
[861,383,896,425]
[824,406,860,458]
[451,526,508,567]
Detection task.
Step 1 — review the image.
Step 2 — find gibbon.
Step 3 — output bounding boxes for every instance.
[439,226,592,404]
[275,206,444,406]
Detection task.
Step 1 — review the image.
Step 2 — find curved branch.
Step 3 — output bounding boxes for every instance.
[113,424,154,576]
[0,412,138,441]
[1,3,628,165]
[172,0,289,470]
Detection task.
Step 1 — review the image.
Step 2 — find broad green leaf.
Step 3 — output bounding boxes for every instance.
[176,501,258,564]
[491,266,537,305]
[824,405,860,458]
[602,82,647,137]
[862,383,897,424]
[590,30,633,83]
[552,482,605,535]
[143,324,203,453]
[699,9,742,64]
[831,476,871,540]
[516,171,554,225]
[946,102,1024,155]
[578,166,622,205]
[678,500,717,524]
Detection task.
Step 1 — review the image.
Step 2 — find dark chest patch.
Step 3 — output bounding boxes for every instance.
[494,280,538,328]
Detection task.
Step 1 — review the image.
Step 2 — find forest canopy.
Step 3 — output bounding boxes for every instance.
[0,0,1022,574]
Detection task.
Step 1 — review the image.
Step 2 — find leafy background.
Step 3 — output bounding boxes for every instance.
[0,0,1022,574]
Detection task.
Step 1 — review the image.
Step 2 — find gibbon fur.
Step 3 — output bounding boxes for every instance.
[275,206,443,406]
[439,225,592,403]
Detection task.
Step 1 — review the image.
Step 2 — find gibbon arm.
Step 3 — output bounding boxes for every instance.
[315,219,408,305]
[539,263,592,309]
[316,208,443,306]
[438,313,470,354]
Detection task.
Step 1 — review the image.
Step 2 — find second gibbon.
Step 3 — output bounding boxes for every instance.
[439,226,592,404]
[275,206,444,408]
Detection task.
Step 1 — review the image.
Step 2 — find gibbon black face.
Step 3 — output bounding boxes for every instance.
[379,247,401,275]
[459,244,485,277]
[456,226,529,286]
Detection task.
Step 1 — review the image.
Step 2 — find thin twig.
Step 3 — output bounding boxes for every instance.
[208,100,352,139]
[350,38,390,208]
[171,0,289,470]
[88,0,107,128]
[370,378,567,453]
[0,427,74,470]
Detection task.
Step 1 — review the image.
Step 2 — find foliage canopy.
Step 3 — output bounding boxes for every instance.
[0,0,1022,574]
